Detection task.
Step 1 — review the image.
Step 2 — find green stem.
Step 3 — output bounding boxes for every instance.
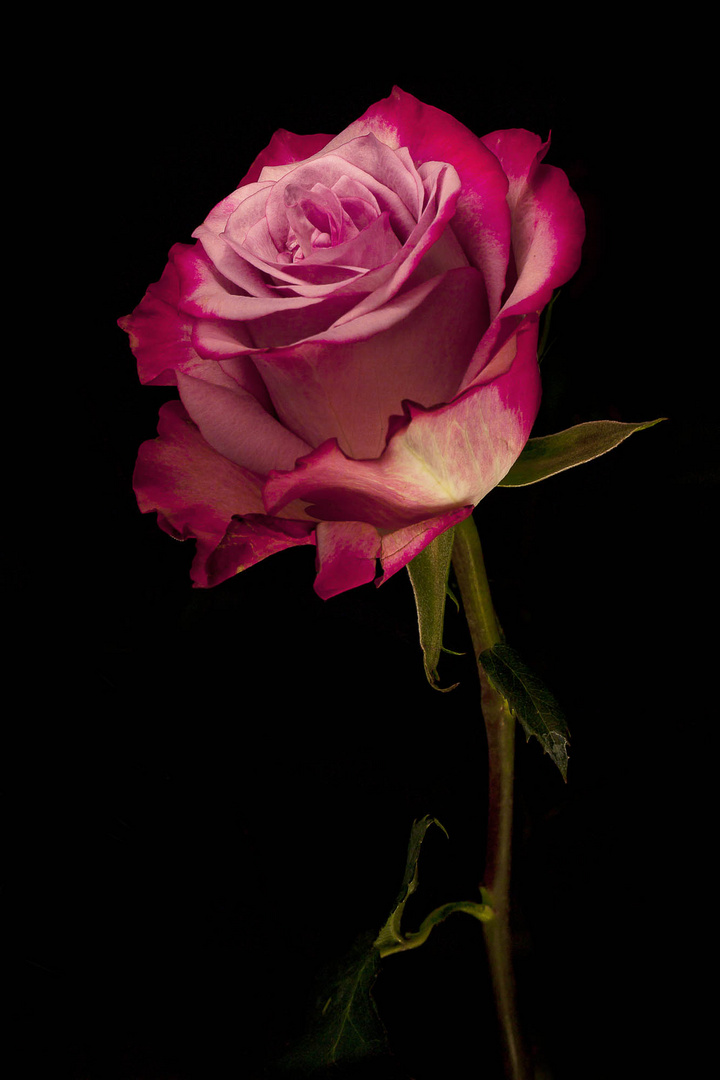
[451,514,532,1080]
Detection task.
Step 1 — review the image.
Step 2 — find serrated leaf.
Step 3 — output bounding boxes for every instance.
[498,417,665,487]
[479,644,570,780]
[280,817,444,1073]
[385,815,447,928]
[280,930,386,1073]
[406,526,459,691]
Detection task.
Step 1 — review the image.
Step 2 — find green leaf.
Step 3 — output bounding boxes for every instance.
[281,930,386,1073]
[498,417,666,487]
[375,817,493,958]
[280,816,445,1073]
[406,526,459,691]
[374,815,447,953]
[479,644,570,780]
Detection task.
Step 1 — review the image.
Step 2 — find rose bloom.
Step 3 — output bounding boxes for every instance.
[119,87,584,599]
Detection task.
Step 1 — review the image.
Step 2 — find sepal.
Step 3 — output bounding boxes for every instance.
[499,417,665,487]
[406,526,459,690]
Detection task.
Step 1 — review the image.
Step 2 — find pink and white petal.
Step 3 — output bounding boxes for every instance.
[118,250,198,385]
[192,182,274,274]
[171,242,273,321]
[458,315,527,392]
[331,160,464,327]
[202,181,273,244]
[172,160,466,352]
[176,371,312,475]
[173,240,359,345]
[240,130,335,185]
[482,128,585,318]
[327,87,513,320]
[263,141,421,252]
[328,136,423,221]
[236,212,401,287]
[313,520,382,599]
[192,226,279,298]
[204,514,316,588]
[457,309,530,394]
[217,355,276,410]
[380,319,542,511]
[134,401,266,581]
[458,133,583,393]
[263,317,541,531]
[377,506,474,584]
[251,266,489,460]
[192,317,261,360]
[255,165,461,308]
[296,211,402,273]
[481,128,548,228]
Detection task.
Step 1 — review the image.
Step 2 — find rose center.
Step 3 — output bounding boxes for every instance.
[282,181,370,262]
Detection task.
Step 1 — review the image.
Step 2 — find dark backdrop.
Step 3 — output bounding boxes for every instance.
[13,23,714,1080]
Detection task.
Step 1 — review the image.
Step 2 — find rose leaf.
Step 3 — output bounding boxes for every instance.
[280,816,444,1073]
[376,814,449,952]
[479,644,570,780]
[498,417,666,487]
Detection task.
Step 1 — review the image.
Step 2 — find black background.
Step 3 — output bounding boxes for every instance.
[13,20,715,1080]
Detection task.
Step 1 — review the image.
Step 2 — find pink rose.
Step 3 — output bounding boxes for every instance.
[119,87,584,599]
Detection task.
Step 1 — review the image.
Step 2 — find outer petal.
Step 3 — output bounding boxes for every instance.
[264,317,542,532]
[118,246,274,397]
[458,131,585,391]
[176,371,313,474]
[250,266,489,460]
[134,401,315,587]
[325,86,513,320]
[118,249,198,385]
[377,506,474,584]
[239,130,335,185]
[313,521,382,599]
[204,515,316,588]
[482,128,586,319]
[134,401,263,569]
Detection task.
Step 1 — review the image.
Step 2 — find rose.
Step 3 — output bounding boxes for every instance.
[119,87,584,599]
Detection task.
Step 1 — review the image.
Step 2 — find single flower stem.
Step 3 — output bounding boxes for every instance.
[451,513,532,1080]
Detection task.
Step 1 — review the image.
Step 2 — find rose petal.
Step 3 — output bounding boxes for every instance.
[262,137,421,257]
[134,400,263,570]
[482,128,586,318]
[173,240,360,346]
[377,506,474,584]
[313,520,382,599]
[457,131,585,392]
[239,129,335,185]
[205,515,316,588]
[326,86,513,321]
[134,401,315,587]
[192,183,281,293]
[328,160,465,329]
[251,265,489,459]
[180,133,464,353]
[176,371,312,475]
[118,250,198,385]
[263,317,541,531]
